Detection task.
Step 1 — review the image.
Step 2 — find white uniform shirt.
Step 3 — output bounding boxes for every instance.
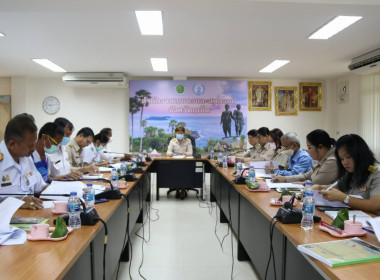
[82,142,100,164]
[0,141,46,197]
[47,147,71,178]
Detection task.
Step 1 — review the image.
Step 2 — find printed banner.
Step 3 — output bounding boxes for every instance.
[129,80,248,153]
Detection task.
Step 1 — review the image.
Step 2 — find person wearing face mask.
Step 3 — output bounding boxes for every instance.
[66,127,99,172]
[314,134,380,215]
[32,123,82,182]
[54,117,74,146]
[250,127,275,161]
[265,128,291,171]
[166,126,193,157]
[99,127,131,162]
[272,129,337,185]
[166,126,193,199]
[274,132,313,176]
[0,114,46,209]
[82,133,110,166]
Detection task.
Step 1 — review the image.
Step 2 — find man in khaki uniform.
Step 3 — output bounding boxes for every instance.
[236,129,259,163]
[66,127,98,172]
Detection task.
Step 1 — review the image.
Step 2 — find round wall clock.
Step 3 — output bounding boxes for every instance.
[42,96,60,114]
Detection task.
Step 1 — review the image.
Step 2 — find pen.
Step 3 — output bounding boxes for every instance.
[271,170,280,183]
[21,193,29,201]
[326,181,338,191]
[362,227,375,233]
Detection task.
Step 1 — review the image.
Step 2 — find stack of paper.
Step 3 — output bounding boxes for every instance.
[0,197,27,245]
[40,181,86,201]
[99,166,113,172]
[82,174,103,180]
[265,179,304,189]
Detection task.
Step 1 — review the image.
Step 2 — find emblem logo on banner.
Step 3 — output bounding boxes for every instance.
[192,84,205,96]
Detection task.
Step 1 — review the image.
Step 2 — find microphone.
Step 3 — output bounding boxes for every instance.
[234,167,250,184]
[227,149,245,156]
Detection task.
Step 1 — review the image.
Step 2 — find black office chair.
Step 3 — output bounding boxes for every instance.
[167,135,200,198]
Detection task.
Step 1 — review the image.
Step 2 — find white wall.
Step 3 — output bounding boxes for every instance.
[8,75,362,152]
[11,77,130,153]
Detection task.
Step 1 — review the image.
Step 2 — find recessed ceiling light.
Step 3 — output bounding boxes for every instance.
[309,16,362,40]
[32,59,67,72]
[259,60,290,73]
[0,32,5,37]
[151,58,168,72]
[135,11,163,35]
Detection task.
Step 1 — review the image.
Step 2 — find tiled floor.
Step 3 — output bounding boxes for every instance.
[116,181,259,280]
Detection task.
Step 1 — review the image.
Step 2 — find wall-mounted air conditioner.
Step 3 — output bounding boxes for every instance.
[62,72,128,87]
[348,48,380,75]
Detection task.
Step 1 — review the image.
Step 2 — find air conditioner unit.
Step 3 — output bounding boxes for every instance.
[348,48,380,75]
[62,72,128,87]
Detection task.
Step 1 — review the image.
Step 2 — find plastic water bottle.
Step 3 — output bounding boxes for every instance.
[120,161,127,176]
[111,168,119,190]
[301,192,315,230]
[248,163,256,182]
[68,192,81,229]
[222,154,228,169]
[304,180,313,195]
[237,160,243,176]
[149,147,153,154]
[143,149,147,156]
[218,152,223,162]
[83,183,95,208]
[137,153,142,163]
[210,149,215,160]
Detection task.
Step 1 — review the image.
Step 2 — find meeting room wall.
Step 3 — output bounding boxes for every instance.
[7,75,362,152]
[11,77,130,153]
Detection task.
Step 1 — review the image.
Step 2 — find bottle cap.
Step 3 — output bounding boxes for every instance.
[112,168,116,171]
[87,183,93,187]
[70,192,77,196]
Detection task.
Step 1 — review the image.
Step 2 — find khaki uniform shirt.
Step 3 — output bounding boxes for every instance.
[285,148,337,185]
[167,138,193,156]
[252,142,275,161]
[65,139,83,168]
[340,167,380,215]
[272,147,291,169]
[242,145,259,163]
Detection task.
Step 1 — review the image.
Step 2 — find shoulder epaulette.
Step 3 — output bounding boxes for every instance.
[0,152,3,161]
[185,138,190,141]
[171,138,177,141]
[68,143,73,148]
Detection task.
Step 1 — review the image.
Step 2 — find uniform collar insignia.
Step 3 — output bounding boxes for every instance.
[0,152,3,161]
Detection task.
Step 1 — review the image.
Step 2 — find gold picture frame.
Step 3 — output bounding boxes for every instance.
[248,81,272,111]
[275,87,298,116]
[299,82,322,111]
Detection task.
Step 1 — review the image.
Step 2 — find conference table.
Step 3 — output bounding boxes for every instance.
[1,158,380,280]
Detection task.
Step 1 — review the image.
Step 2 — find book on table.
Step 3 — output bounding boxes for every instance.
[298,237,380,267]
[10,217,49,230]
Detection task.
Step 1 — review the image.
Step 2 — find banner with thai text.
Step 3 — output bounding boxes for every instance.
[129,80,247,153]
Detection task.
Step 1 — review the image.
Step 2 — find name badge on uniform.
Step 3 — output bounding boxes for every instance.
[359,186,367,192]
[1,182,11,187]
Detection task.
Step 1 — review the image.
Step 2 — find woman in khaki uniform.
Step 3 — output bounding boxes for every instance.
[267,128,292,170]
[273,129,337,185]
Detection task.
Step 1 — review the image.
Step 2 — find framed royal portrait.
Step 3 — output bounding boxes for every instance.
[248,81,272,111]
[299,82,322,111]
[275,87,298,116]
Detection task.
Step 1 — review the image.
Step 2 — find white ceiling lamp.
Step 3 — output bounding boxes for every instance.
[309,16,362,40]
[32,59,67,72]
[0,32,5,37]
[135,11,163,35]
[151,58,168,72]
[259,60,290,73]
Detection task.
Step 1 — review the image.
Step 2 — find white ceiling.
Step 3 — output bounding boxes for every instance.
[0,0,380,80]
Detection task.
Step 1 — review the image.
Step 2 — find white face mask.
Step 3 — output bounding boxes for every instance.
[269,142,276,150]
[283,149,294,157]
[108,137,113,143]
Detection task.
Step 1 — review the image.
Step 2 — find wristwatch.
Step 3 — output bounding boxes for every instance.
[343,195,350,204]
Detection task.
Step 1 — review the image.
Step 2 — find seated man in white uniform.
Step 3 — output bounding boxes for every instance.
[0,113,46,209]
[99,127,131,161]
[82,133,111,166]
[31,122,82,181]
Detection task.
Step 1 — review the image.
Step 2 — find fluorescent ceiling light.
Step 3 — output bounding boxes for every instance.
[135,11,163,35]
[0,32,5,37]
[309,16,362,40]
[259,60,290,73]
[32,59,67,72]
[151,58,168,72]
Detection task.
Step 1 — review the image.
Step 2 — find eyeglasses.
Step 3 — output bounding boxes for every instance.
[282,143,294,149]
[43,134,59,145]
